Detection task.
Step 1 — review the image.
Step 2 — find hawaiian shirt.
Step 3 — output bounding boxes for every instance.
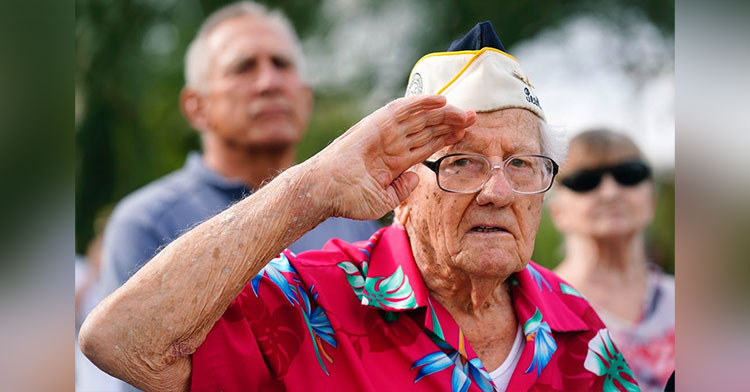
[191,224,639,391]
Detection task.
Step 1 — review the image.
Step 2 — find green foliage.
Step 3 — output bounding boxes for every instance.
[297,92,366,162]
[531,206,565,270]
[649,177,675,273]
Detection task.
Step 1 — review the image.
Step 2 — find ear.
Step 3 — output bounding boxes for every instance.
[393,202,410,225]
[180,87,209,133]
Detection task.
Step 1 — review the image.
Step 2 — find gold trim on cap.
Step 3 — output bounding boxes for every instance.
[407,47,519,80]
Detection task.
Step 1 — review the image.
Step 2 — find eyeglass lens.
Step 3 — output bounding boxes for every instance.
[560,161,650,192]
[439,155,488,191]
[438,154,554,193]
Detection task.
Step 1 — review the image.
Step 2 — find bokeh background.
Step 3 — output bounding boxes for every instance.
[75,0,675,272]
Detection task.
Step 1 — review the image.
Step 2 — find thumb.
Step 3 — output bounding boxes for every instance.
[387,171,420,205]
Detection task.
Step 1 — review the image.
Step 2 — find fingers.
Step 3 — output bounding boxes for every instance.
[389,95,448,123]
[401,104,469,137]
[380,95,472,142]
[387,171,420,204]
[406,124,453,150]
[412,107,475,142]
[463,109,477,129]
[408,127,469,161]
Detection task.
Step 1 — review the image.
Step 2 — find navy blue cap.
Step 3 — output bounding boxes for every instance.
[447,21,506,52]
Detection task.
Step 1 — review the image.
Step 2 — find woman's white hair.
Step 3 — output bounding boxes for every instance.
[538,118,568,166]
[184,1,304,93]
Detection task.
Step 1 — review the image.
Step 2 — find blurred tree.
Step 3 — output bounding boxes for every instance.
[76,0,674,276]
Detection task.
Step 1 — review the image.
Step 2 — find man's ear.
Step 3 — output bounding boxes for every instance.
[394,202,410,225]
[180,87,209,133]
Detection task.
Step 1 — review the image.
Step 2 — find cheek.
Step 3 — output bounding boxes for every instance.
[520,198,543,239]
[421,194,453,239]
[557,196,594,230]
[408,190,469,252]
[406,188,440,238]
[209,90,242,117]
[627,187,655,224]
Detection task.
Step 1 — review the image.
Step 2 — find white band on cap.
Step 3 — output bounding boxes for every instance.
[405,47,545,121]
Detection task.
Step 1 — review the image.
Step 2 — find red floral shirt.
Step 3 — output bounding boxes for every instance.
[192,224,639,391]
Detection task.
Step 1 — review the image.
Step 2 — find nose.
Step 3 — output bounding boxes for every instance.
[597,174,620,199]
[254,60,285,94]
[474,166,514,207]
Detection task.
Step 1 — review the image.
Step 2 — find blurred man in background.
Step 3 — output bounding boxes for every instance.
[99,3,380,389]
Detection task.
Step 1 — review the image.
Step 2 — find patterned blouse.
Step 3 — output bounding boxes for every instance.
[191,224,639,391]
[598,270,674,391]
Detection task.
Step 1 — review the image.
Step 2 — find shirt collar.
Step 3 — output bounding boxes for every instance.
[510,263,590,333]
[359,223,430,310]
[362,224,589,333]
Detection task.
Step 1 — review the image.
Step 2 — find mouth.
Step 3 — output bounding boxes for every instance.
[249,101,292,118]
[255,107,290,118]
[469,225,509,234]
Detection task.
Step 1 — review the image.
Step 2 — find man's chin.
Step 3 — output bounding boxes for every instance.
[457,251,525,278]
[244,140,297,152]
[231,132,303,151]
[263,137,297,146]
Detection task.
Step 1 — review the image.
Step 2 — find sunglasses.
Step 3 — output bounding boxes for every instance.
[559,161,651,192]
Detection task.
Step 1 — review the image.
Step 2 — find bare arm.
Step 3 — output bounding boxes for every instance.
[78,95,475,391]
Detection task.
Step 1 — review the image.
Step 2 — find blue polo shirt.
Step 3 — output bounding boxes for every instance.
[100,151,382,302]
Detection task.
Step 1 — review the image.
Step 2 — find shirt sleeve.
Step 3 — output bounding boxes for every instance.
[190,252,314,391]
[287,217,381,254]
[190,288,283,391]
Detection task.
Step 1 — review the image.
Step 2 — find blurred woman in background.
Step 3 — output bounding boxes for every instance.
[549,129,674,391]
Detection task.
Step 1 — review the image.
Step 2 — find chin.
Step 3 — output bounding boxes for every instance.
[242,131,302,149]
[591,227,639,240]
[251,139,298,150]
[460,249,525,278]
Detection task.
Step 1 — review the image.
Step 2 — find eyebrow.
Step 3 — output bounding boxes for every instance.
[224,52,296,71]
[222,54,254,72]
[506,141,541,154]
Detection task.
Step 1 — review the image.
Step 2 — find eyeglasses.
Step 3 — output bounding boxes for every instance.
[559,161,651,192]
[422,153,559,194]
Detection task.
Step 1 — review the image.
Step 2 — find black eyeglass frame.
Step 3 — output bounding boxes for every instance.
[422,152,559,194]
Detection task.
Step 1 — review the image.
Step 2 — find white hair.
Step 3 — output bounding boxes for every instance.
[184,1,304,92]
[539,118,568,166]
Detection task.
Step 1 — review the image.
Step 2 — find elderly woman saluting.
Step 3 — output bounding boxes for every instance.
[80,22,639,392]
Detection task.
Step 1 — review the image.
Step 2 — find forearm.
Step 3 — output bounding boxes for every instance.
[79,158,329,389]
[79,94,474,390]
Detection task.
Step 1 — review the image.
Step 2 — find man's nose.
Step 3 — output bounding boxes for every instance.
[475,166,514,207]
[254,61,284,93]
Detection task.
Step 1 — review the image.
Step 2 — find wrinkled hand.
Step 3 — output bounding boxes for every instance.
[313,94,476,220]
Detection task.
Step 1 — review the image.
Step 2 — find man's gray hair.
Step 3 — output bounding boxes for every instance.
[539,119,568,166]
[184,1,304,92]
